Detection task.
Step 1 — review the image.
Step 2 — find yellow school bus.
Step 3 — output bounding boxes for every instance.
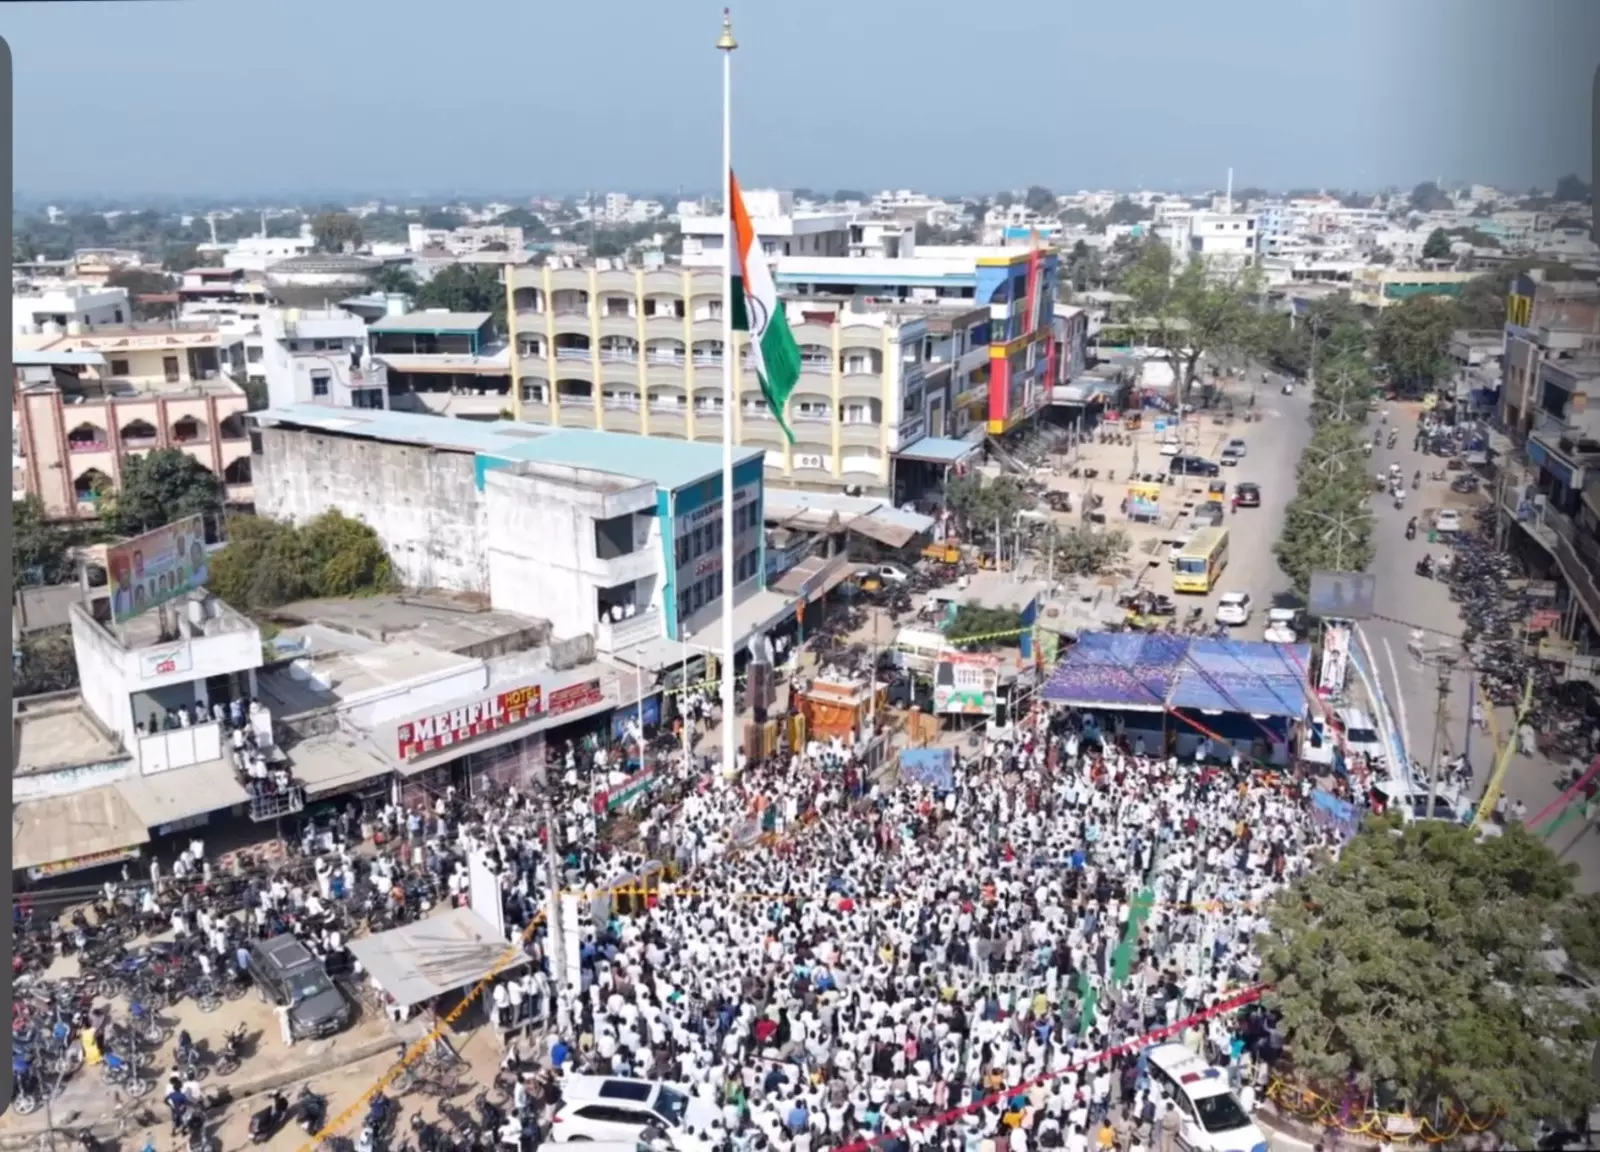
[1173,526,1230,593]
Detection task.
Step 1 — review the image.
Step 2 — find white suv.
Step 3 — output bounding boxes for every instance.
[1214,592,1252,627]
[552,1076,722,1152]
[1143,1044,1268,1152]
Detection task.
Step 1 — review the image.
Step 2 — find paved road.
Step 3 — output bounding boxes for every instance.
[1357,405,1600,891]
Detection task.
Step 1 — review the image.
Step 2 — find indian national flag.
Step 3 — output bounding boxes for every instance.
[728,170,802,444]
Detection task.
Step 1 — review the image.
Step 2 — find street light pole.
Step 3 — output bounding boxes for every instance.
[1424,653,1458,822]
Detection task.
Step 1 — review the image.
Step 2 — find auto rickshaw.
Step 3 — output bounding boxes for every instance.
[1207,479,1227,499]
[921,541,961,564]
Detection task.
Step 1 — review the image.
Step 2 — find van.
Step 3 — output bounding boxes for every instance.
[1301,707,1385,768]
[1142,1044,1268,1152]
[553,1076,722,1152]
[892,627,954,675]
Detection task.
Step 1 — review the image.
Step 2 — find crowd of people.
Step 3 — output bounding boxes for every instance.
[458,706,1351,1152]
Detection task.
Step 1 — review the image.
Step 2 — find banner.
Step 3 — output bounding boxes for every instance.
[107,514,209,624]
[1319,622,1351,695]
[28,844,142,881]
[1310,788,1361,841]
[900,747,956,791]
[592,767,658,815]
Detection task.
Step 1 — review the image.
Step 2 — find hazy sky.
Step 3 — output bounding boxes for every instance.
[8,0,1597,198]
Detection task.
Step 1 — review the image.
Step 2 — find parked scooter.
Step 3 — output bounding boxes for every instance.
[1405,517,1417,541]
[249,1091,289,1144]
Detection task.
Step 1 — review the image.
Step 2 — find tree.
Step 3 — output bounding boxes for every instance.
[1104,199,1150,226]
[109,449,223,537]
[310,212,363,253]
[493,207,547,237]
[104,268,175,320]
[1118,242,1265,407]
[162,245,203,272]
[946,604,1025,649]
[208,511,395,614]
[13,496,75,588]
[1455,274,1508,330]
[1374,295,1459,396]
[371,264,420,297]
[421,208,466,231]
[413,264,506,333]
[1259,818,1600,1148]
[15,634,80,696]
[1023,185,1057,215]
[1421,227,1453,260]
[1031,524,1130,577]
[1409,181,1452,213]
[1274,488,1373,594]
[994,191,1016,209]
[1554,173,1591,203]
[829,190,866,203]
[944,473,1031,554]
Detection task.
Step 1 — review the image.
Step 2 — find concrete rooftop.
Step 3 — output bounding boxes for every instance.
[258,624,482,716]
[266,594,549,657]
[15,695,124,775]
[254,404,763,493]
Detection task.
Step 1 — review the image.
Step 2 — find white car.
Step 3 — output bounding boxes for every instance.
[552,1076,721,1152]
[875,563,910,584]
[1159,437,1182,457]
[1434,509,1462,533]
[1214,591,1252,627]
[1263,607,1300,644]
[1144,1044,1270,1152]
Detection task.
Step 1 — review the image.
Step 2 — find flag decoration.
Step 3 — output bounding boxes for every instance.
[728,170,802,444]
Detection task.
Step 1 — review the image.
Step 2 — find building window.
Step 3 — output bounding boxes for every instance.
[114,309,124,324]
[246,347,263,363]
[311,373,331,398]
[110,358,130,376]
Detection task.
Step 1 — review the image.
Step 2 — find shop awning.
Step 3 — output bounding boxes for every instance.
[773,555,863,600]
[894,437,980,466]
[13,784,151,872]
[347,907,527,1008]
[286,733,394,798]
[117,763,250,830]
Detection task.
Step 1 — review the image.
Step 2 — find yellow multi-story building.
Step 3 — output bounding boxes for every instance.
[503,264,943,493]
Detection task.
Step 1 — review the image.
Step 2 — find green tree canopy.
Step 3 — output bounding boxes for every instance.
[1374,295,1460,396]
[413,264,506,333]
[310,212,363,253]
[829,190,866,203]
[945,603,1025,649]
[1259,818,1600,1146]
[1409,181,1452,213]
[371,264,420,297]
[1554,173,1592,203]
[104,268,176,321]
[1421,227,1453,260]
[207,511,395,614]
[1104,198,1151,226]
[1118,242,1266,406]
[107,448,223,538]
[13,495,76,588]
[1023,185,1057,215]
[944,473,1031,553]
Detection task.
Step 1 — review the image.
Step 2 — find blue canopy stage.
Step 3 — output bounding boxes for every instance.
[1039,632,1189,712]
[1042,632,1314,762]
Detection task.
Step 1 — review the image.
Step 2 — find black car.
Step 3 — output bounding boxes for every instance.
[248,935,350,1039]
[1169,454,1221,478]
[1235,483,1261,508]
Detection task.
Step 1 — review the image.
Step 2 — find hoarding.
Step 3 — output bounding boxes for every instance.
[1307,570,1376,621]
[396,684,542,761]
[548,679,603,717]
[107,514,210,625]
[934,653,1001,716]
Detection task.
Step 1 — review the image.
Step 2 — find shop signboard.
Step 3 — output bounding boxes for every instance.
[107,514,210,625]
[548,679,603,718]
[28,844,142,881]
[140,643,193,679]
[396,684,542,761]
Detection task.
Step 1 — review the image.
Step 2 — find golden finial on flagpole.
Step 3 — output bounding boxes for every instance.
[716,7,737,51]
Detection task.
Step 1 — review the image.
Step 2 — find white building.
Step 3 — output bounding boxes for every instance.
[407,223,525,255]
[222,234,316,274]
[261,307,386,410]
[1167,212,1261,273]
[679,189,852,268]
[13,284,131,335]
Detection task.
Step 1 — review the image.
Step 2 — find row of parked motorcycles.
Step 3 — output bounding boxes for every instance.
[1428,507,1598,756]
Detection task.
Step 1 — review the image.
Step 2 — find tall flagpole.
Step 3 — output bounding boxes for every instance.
[718,10,738,778]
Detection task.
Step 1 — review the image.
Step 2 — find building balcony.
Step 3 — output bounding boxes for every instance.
[1542,506,1600,633]
[841,422,883,447]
